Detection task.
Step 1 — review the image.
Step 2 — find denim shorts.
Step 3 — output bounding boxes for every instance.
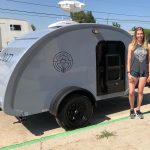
[130,70,148,77]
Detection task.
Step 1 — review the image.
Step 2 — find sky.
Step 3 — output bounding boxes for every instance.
[0,0,150,31]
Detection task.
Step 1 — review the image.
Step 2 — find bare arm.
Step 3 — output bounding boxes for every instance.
[127,43,132,73]
[127,43,135,82]
[148,44,150,81]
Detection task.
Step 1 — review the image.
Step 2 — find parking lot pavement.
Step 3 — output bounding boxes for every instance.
[0,87,150,149]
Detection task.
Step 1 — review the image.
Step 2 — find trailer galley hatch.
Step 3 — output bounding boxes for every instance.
[96,41,125,95]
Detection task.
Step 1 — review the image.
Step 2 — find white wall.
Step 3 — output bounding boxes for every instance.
[0,18,34,50]
[0,27,2,50]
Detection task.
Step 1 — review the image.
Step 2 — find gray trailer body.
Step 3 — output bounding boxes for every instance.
[0,24,131,129]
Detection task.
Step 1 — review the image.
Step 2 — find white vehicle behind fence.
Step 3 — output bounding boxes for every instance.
[0,23,132,130]
[0,18,34,50]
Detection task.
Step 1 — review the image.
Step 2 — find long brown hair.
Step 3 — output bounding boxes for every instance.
[131,27,148,50]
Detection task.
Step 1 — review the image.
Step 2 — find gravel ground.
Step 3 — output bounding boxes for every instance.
[0,87,150,150]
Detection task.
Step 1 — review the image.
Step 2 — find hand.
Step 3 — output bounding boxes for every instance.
[147,76,150,83]
[128,73,134,83]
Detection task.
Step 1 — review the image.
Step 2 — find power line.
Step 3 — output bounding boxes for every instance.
[5,0,150,18]
[96,17,150,23]
[1,8,150,25]
[2,0,150,25]
[0,10,66,19]
[88,10,150,18]
[0,7,69,17]
[6,0,59,8]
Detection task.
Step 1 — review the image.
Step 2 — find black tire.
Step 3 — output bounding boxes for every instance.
[56,93,93,130]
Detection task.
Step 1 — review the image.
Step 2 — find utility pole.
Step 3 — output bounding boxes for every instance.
[106,13,109,25]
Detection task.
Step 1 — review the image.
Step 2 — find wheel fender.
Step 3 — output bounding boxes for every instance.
[49,86,96,116]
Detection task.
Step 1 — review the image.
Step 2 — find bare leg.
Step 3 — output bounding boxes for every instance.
[128,76,138,109]
[137,77,147,110]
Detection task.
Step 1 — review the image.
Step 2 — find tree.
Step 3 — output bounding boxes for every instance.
[143,29,150,42]
[112,22,121,28]
[70,11,96,23]
[86,11,96,23]
[131,26,136,31]
[143,29,150,36]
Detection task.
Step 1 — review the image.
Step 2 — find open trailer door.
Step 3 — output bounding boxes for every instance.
[96,41,126,95]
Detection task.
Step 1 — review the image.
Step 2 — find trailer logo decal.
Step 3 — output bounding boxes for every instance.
[0,53,14,62]
[53,51,73,73]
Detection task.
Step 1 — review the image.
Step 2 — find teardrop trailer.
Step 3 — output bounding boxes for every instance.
[0,24,132,130]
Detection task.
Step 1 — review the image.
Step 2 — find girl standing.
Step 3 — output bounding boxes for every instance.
[127,27,150,119]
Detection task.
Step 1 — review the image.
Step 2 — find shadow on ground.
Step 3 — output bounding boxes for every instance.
[20,93,150,136]
[21,113,59,136]
[92,93,150,124]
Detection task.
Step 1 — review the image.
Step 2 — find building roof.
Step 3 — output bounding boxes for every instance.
[0,17,30,23]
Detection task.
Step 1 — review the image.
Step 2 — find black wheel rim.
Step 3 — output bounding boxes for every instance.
[66,101,89,126]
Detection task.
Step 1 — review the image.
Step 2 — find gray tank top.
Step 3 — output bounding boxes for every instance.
[130,44,148,77]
